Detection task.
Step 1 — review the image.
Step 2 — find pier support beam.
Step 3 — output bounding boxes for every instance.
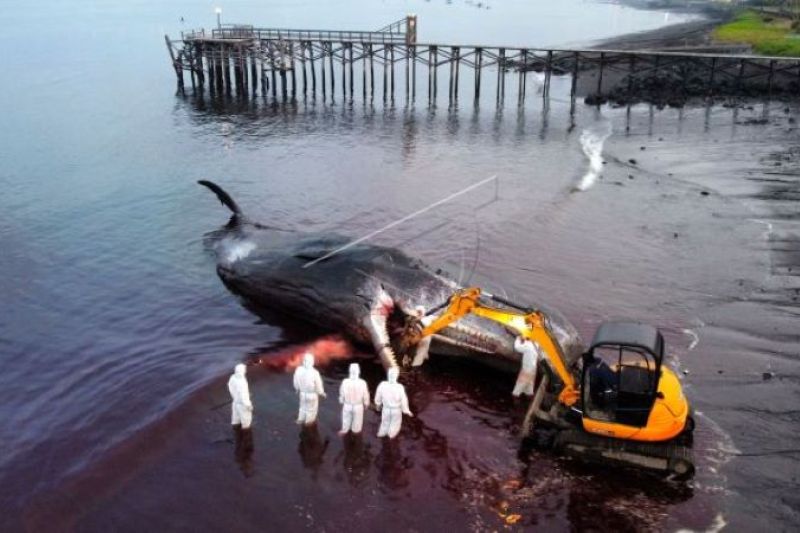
[405,44,410,100]
[310,42,317,97]
[224,48,232,95]
[596,52,605,97]
[349,43,354,100]
[519,49,527,105]
[362,43,367,100]
[369,44,375,99]
[428,47,434,102]
[321,43,327,100]
[383,46,388,102]
[301,42,308,97]
[544,50,553,97]
[260,55,267,97]
[708,56,717,95]
[570,52,579,114]
[341,42,347,97]
[250,52,258,95]
[234,48,243,95]
[390,44,395,101]
[290,43,297,100]
[329,43,335,98]
[497,48,505,104]
[411,45,417,101]
[215,48,223,93]
[164,36,184,94]
[474,48,482,102]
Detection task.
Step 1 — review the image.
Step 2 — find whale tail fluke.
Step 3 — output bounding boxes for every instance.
[198,180,243,218]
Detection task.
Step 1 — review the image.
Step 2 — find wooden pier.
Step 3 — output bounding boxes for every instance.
[165,16,800,106]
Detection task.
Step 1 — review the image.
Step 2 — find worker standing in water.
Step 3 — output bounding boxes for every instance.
[375,367,413,438]
[338,363,370,435]
[228,363,254,430]
[512,335,542,397]
[293,352,326,425]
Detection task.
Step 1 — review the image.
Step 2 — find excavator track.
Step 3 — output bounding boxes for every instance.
[553,429,694,478]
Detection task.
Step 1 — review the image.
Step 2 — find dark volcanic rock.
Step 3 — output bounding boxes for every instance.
[586,61,800,109]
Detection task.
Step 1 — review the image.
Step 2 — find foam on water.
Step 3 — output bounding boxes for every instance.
[575,125,612,191]
[222,240,256,263]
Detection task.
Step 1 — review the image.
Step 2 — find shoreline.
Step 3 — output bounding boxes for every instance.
[592,6,735,53]
[579,6,800,106]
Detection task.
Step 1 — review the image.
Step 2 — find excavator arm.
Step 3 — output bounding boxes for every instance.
[417,287,580,406]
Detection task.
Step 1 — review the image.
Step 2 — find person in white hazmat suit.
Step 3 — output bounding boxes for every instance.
[512,336,543,397]
[411,305,433,367]
[375,367,413,438]
[338,363,370,435]
[228,363,253,430]
[293,352,326,425]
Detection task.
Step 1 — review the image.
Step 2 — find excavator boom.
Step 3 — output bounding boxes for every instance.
[418,287,580,406]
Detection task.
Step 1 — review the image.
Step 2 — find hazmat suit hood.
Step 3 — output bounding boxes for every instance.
[387,367,399,384]
[349,363,360,379]
[303,352,315,369]
[235,363,247,377]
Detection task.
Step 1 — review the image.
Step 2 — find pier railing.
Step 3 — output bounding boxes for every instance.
[209,27,409,44]
[183,17,412,45]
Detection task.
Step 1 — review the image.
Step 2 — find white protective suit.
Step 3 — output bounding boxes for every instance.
[228,363,253,429]
[375,367,412,438]
[338,363,371,434]
[293,353,326,424]
[512,337,542,397]
[411,305,434,367]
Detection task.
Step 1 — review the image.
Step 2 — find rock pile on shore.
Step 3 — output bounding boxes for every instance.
[585,63,800,108]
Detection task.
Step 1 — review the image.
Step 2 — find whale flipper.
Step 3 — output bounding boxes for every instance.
[198,180,242,217]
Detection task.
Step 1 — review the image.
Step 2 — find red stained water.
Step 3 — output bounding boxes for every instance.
[256,335,360,373]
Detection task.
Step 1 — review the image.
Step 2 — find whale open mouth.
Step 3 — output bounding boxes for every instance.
[364,289,509,368]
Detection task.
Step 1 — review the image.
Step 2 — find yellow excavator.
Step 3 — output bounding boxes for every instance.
[407,287,695,477]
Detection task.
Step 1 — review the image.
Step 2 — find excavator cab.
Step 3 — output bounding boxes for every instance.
[580,321,689,442]
[582,321,664,428]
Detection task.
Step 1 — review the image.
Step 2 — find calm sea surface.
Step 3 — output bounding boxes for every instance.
[1,1,798,531]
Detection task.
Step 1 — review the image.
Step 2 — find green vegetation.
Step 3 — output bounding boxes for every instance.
[713,10,800,57]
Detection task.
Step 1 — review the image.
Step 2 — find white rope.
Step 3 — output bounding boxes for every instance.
[302,174,498,268]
